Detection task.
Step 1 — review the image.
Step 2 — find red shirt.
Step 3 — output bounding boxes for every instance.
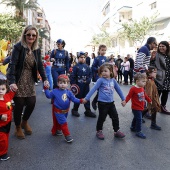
[0,91,15,127]
[125,86,151,111]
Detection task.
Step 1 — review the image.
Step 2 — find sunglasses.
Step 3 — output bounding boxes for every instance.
[25,34,36,37]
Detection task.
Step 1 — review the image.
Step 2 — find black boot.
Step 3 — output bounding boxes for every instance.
[161,105,170,115]
[84,110,96,118]
[71,109,80,117]
[150,122,161,130]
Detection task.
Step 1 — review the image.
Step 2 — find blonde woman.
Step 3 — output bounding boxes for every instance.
[7,25,49,139]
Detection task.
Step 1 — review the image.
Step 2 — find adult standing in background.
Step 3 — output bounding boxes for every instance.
[134,37,157,73]
[50,39,69,88]
[115,55,123,83]
[121,57,130,85]
[127,54,134,85]
[85,52,91,66]
[7,25,48,139]
[155,41,170,114]
[69,53,74,68]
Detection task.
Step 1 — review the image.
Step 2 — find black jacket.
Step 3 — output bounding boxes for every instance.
[7,42,47,85]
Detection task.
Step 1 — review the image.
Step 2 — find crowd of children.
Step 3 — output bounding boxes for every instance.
[0,43,166,162]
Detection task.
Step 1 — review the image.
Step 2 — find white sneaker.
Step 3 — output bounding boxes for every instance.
[35,83,38,86]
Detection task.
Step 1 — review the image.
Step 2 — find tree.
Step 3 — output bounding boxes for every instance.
[38,27,49,49]
[0,13,24,43]
[118,14,159,46]
[0,0,39,18]
[91,28,113,47]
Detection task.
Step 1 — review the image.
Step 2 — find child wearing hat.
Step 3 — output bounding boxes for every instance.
[70,51,96,118]
[43,55,53,90]
[44,74,83,143]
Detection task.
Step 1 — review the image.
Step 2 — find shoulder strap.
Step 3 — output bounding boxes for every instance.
[54,49,57,56]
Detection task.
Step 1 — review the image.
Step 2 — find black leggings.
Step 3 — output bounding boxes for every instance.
[158,90,169,107]
[13,96,36,126]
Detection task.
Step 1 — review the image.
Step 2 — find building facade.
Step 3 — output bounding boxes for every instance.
[101,0,170,58]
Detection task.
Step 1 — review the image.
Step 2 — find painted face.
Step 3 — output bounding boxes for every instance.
[57,81,68,90]
[136,78,146,87]
[101,67,111,79]
[99,47,107,56]
[150,70,157,79]
[0,84,7,96]
[78,55,86,63]
[158,44,167,54]
[25,30,37,45]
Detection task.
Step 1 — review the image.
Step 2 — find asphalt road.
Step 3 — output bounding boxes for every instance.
[1,82,170,170]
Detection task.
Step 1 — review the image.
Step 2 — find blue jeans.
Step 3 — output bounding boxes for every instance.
[131,109,142,132]
[51,67,65,88]
[47,74,53,90]
[124,70,129,83]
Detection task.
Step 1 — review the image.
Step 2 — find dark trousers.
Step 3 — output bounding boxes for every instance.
[131,109,142,132]
[73,83,90,111]
[96,102,119,132]
[13,96,36,126]
[128,69,133,84]
[158,90,169,107]
[151,112,157,123]
[124,70,129,83]
[117,69,122,83]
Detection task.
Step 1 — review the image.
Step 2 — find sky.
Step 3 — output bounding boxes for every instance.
[38,0,100,53]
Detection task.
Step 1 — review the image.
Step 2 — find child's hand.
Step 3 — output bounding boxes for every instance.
[121,100,126,107]
[1,114,7,121]
[82,99,87,104]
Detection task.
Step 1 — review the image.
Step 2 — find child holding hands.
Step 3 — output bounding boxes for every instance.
[0,79,16,161]
[122,73,151,139]
[44,74,83,143]
[84,63,126,140]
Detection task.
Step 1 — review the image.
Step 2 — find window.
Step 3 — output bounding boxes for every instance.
[150,2,156,10]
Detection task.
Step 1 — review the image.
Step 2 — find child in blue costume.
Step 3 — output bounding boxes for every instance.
[43,55,53,90]
[70,51,96,118]
[50,39,69,88]
[44,74,83,143]
[91,45,109,110]
[84,63,126,140]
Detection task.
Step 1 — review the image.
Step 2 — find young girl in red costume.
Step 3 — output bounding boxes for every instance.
[0,78,16,161]
[44,74,83,143]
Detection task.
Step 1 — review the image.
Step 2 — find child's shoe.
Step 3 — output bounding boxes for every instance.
[136,131,146,139]
[56,130,63,136]
[96,130,104,140]
[0,154,10,161]
[84,110,96,118]
[150,123,161,130]
[71,109,80,117]
[65,135,73,143]
[114,130,125,138]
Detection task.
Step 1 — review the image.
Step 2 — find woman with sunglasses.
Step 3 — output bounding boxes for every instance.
[7,25,49,139]
[50,39,69,88]
[155,41,170,114]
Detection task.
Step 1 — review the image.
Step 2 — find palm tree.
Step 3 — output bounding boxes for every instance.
[38,27,50,49]
[0,0,39,18]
